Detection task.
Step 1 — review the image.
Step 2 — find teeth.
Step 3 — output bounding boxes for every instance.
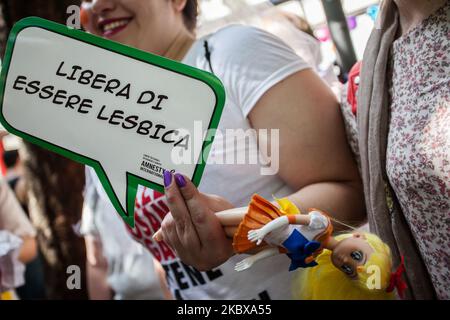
[102,20,129,32]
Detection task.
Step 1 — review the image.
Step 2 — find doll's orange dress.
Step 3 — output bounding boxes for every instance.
[233,194,333,263]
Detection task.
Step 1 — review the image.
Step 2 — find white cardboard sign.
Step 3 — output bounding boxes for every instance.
[0,18,225,226]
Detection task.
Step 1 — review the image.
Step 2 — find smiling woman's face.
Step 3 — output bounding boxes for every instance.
[81,0,185,55]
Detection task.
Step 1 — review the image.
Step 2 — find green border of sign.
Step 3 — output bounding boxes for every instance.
[0,17,225,227]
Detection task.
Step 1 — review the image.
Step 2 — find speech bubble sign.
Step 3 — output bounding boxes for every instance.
[0,17,225,227]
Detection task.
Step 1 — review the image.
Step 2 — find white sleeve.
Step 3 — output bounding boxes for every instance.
[210,25,311,117]
[80,167,99,237]
[0,179,36,238]
[308,211,329,230]
[0,231,25,291]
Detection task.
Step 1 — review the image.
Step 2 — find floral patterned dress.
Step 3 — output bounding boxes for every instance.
[341,3,450,299]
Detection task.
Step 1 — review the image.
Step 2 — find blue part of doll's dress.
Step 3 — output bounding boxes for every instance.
[282,229,321,270]
[233,194,333,271]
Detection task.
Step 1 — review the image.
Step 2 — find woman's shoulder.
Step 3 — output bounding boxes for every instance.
[212,24,274,42]
[202,23,307,85]
[196,24,309,116]
[207,24,296,59]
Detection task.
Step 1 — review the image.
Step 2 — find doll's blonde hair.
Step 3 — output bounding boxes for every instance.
[293,233,395,300]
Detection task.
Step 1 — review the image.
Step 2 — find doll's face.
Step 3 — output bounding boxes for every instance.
[331,232,374,278]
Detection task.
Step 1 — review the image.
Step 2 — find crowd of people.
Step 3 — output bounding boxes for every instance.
[0,0,448,300]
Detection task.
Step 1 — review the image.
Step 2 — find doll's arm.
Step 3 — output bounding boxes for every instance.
[287,214,311,226]
[248,214,311,245]
[248,216,289,245]
[234,247,279,272]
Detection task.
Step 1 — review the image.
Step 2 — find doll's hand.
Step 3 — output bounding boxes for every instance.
[234,257,254,272]
[248,229,267,245]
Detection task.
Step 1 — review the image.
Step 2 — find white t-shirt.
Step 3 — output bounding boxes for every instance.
[129,25,312,300]
[0,179,36,238]
[259,15,339,91]
[81,168,164,300]
[0,230,25,292]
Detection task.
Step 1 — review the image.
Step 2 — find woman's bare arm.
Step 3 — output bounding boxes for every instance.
[18,236,37,264]
[84,235,113,300]
[159,69,366,270]
[248,69,366,228]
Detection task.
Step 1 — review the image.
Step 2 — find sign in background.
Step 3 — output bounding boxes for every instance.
[0,17,225,227]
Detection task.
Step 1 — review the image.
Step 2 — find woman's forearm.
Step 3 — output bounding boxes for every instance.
[18,236,37,264]
[287,179,366,230]
[86,262,113,300]
[246,68,366,232]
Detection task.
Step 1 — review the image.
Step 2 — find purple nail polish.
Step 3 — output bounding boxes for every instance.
[163,170,172,187]
[174,173,186,188]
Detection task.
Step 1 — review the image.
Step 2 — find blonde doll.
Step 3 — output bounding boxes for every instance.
[218,194,406,299]
[293,233,401,300]
[155,194,406,298]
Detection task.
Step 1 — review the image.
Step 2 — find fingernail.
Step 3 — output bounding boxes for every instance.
[153,229,162,242]
[163,170,172,187]
[174,173,186,188]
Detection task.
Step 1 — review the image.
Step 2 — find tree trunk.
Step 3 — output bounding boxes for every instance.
[0,0,88,299]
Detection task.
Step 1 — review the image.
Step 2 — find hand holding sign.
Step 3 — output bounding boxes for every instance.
[0,17,225,227]
[158,171,236,271]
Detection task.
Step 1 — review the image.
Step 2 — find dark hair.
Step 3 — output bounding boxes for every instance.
[3,149,19,169]
[182,0,198,31]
